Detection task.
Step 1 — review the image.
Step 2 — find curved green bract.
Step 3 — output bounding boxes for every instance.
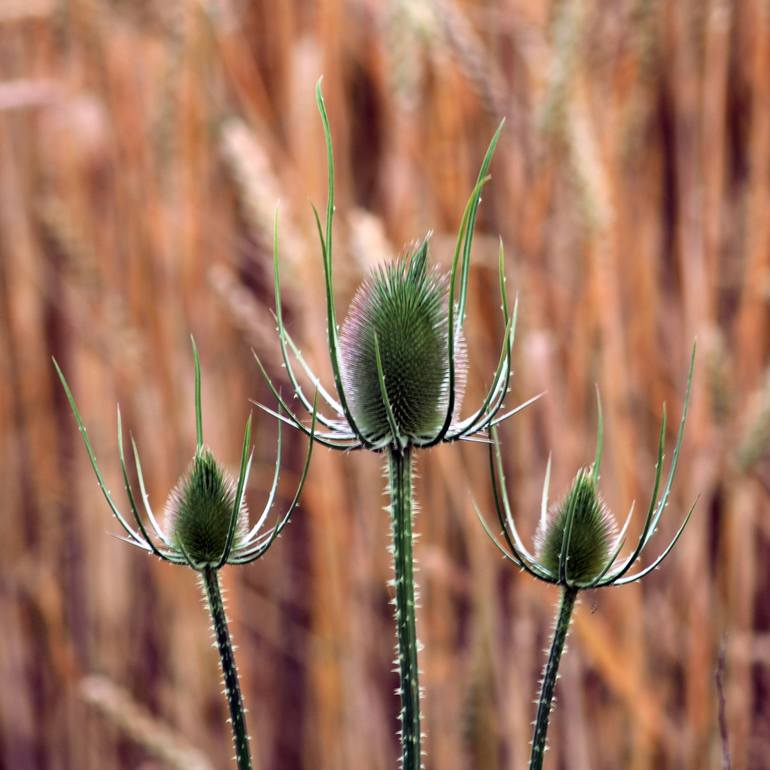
[313,81,371,449]
[192,334,203,450]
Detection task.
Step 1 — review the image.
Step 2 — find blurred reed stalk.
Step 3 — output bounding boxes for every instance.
[80,675,214,770]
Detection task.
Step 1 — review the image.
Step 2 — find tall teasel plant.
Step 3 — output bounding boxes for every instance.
[253,79,538,769]
[54,340,316,770]
[476,347,696,770]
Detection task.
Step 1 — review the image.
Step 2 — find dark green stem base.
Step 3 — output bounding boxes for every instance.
[388,447,421,769]
[202,566,252,770]
[529,586,578,770]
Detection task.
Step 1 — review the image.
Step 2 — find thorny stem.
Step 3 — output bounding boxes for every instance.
[529,586,578,770]
[202,567,252,770]
[388,447,421,769]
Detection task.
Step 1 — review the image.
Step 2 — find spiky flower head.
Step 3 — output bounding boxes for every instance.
[254,82,540,454]
[339,239,465,446]
[164,448,249,566]
[54,337,316,572]
[535,469,616,584]
[477,346,696,590]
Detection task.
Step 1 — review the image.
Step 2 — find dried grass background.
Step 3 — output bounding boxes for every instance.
[1,0,769,768]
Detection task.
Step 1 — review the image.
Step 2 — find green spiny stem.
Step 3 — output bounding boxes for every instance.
[202,567,252,770]
[388,447,421,769]
[529,586,578,770]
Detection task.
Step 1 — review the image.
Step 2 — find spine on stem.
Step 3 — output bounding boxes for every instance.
[529,586,578,770]
[202,566,252,770]
[388,447,422,770]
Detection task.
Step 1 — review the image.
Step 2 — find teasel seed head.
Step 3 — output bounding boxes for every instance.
[339,238,466,445]
[256,82,531,453]
[478,348,696,590]
[164,448,249,566]
[535,469,616,584]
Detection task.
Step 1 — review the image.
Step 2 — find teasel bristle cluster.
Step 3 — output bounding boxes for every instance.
[476,346,696,770]
[339,238,466,445]
[535,468,617,585]
[478,347,696,591]
[163,447,249,567]
[55,337,316,770]
[54,337,315,571]
[252,79,542,770]
[252,80,541,457]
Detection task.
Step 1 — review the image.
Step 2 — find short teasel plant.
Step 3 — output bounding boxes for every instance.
[253,79,538,769]
[54,339,316,770]
[476,347,696,770]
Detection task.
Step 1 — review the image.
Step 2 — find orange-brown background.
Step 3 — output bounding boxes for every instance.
[1,1,768,768]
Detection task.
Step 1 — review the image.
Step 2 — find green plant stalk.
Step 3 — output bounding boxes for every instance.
[388,446,421,769]
[202,566,252,770]
[529,586,578,770]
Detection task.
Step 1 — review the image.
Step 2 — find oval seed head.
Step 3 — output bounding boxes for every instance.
[535,469,616,584]
[339,240,466,444]
[164,448,248,566]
